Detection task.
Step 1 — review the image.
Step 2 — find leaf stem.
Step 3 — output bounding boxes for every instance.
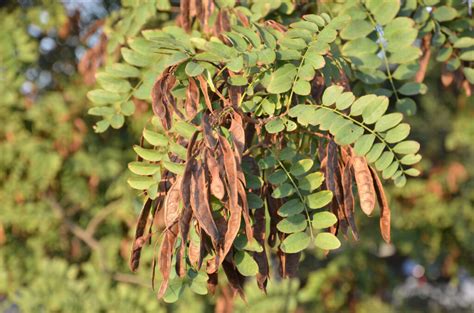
[362,5,400,101]
[275,158,315,240]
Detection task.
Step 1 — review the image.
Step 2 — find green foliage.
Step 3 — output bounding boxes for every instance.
[1,0,473,312]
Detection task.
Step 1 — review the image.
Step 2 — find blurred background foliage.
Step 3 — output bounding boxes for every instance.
[0,1,473,312]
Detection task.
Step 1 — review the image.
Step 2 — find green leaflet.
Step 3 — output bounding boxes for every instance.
[234,235,264,252]
[454,37,474,49]
[322,85,344,106]
[162,161,185,175]
[133,146,164,162]
[280,232,311,253]
[335,92,355,110]
[265,118,285,134]
[268,170,288,185]
[298,172,324,192]
[354,134,376,156]
[306,190,333,209]
[400,154,422,165]
[375,151,394,171]
[121,101,135,116]
[432,6,458,22]
[162,279,184,303]
[398,82,427,96]
[187,270,208,296]
[121,47,155,67]
[185,61,204,77]
[277,214,307,233]
[87,89,123,105]
[393,63,419,80]
[314,232,341,250]
[267,64,298,94]
[393,141,420,154]
[105,63,141,78]
[366,0,400,25]
[340,19,373,40]
[234,251,259,276]
[96,73,132,93]
[312,212,338,229]
[362,97,388,124]
[374,113,403,132]
[293,80,311,96]
[385,123,410,143]
[271,183,295,198]
[248,193,264,209]
[127,175,155,190]
[143,129,168,146]
[171,121,197,140]
[278,199,305,217]
[290,159,313,176]
[88,106,114,117]
[128,161,161,176]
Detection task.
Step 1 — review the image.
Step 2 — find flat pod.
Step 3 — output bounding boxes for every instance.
[190,163,221,248]
[129,198,153,272]
[370,166,391,243]
[352,156,376,216]
[164,176,183,228]
[217,134,243,262]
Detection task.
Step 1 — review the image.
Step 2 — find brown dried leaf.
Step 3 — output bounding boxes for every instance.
[415,34,431,83]
[326,141,345,236]
[222,259,246,300]
[237,180,254,241]
[188,230,201,268]
[278,249,300,279]
[441,65,454,87]
[228,85,242,107]
[266,185,281,248]
[129,198,152,272]
[218,135,242,260]
[179,130,199,249]
[179,0,191,31]
[352,156,376,216]
[214,9,231,36]
[151,70,174,130]
[265,20,287,32]
[164,176,182,228]
[369,166,391,243]
[342,158,359,240]
[185,77,200,119]
[326,141,345,209]
[207,271,218,295]
[206,150,225,200]
[202,113,218,149]
[157,224,179,299]
[197,75,213,112]
[191,163,221,248]
[229,111,245,158]
[235,9,250,27]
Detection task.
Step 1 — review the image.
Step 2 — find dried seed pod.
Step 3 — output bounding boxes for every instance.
[205,150,225,200]
[342,158,359,240]
[164,177,182,228]
[190,163,221,248]
[185,77,200,118]
[352,156,376,216]
[369,166,391,243]
[129,198,153,272]
[218,135,242,262]
[157,223,179,299]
